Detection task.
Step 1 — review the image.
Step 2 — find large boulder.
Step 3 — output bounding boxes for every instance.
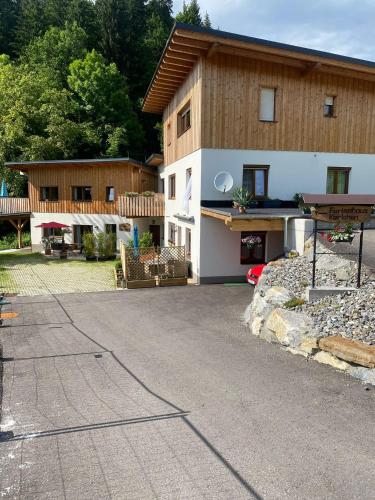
[265,308,319,351]
[247,286,293,336]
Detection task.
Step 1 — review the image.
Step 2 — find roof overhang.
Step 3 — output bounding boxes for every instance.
[143,23,375,115]
[201,207,303,231]
[302,194,375,206]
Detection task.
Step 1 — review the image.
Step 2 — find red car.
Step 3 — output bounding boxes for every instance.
[246,264,266,286]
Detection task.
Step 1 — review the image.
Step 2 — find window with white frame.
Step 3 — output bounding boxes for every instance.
[259,87,276,122]
[168,222,176,245]
[168,174,176,199]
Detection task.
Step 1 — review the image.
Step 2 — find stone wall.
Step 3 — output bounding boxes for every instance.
[245,262,375,386]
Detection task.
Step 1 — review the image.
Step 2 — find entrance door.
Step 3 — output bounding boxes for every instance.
[149,225,161,246]
[73,225,93,246]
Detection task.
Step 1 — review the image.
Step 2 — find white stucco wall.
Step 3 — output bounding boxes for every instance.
[160,150,202,278]
[201,148,375,201]
[31,212,137,251]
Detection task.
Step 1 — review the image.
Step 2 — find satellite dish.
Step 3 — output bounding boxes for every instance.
[214,171,234,193]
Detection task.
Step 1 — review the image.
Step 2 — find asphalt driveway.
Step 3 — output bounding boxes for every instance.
[0,285,374,499]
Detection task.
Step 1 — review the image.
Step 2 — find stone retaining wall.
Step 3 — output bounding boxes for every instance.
[245,263,375,386]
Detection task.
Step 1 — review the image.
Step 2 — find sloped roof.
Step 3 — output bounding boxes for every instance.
[143,23,375,114]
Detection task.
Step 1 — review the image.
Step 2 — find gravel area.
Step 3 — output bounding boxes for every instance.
[262,239,375,345]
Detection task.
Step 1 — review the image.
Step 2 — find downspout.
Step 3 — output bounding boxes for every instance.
[283,217,290,256]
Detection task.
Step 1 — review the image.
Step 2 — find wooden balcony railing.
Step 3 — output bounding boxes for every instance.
[118,193,164,218]
[0,197,30,216]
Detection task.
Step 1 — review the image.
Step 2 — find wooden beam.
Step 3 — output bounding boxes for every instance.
[162,57,194,69]
[159,63,190,75]
[170,42,203,57]
[171,35,210,50]
[207,42,221,59]
[151,81,177,91]
[216,44,306,69]
[227,219,284,232]
[155,73,185,82]
[201,208,231,223]
[164,51,197,63]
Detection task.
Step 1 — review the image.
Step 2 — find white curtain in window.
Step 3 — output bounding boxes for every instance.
[183,175,192,214]
[260,88,275,121]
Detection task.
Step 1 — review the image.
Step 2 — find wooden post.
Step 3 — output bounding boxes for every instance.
[9,218,27,248]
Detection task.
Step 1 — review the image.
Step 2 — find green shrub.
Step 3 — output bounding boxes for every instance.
[139,231,154,248]
[97,232,106,257]
[115,260,122,270]
[82,232,96,257]
[284,297,306,309]
[105,232,116,257]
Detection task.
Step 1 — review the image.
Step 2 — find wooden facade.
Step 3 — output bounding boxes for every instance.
[163,61,202,166]
[201,54,375,154]
[22,160,157,214]
[144,24,375,165]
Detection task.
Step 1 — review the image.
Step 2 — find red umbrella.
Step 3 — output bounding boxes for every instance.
[35,222,70,229]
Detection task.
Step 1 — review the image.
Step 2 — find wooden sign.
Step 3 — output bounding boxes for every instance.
[312,205,373,223]
[119,223,131,232]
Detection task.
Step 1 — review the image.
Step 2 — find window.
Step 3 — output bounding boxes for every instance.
[43,227,62,238]
[326,167,350,194]
[168,174,176,199]
[73,225,93,246]
[40,186,58,201]
[185,228,192,259]
[324,96,335,117]
[241,232,266,265]
[168,222,177,245]
[160,178,165,194]
[106,186,115,202]
[243,166,269,198]
[186,168,192,200]
[105,224,117,234]
[259,88,276,122]
[177,101,191,137]
[72,186,92,202]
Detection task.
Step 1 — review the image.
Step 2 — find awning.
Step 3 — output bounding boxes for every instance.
[201,207,303,231]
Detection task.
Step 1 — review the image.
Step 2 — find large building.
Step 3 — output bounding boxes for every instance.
[142,23,375,283]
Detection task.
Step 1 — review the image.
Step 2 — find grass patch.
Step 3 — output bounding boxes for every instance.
[284,297,306,308]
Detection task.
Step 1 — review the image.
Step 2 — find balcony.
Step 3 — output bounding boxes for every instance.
[0,197,30,216]
[118,193,165,218]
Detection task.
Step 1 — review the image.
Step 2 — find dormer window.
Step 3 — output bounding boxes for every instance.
[324,96,335,117]
[177,101,191,137]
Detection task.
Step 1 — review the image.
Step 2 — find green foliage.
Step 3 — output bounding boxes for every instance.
[115,259,122,270]
[0,231,30,250]
[21,23,88,84]
[82,231,96,257]
[284,297,306,309]
[105,232,116,257]
[97,231,106,257]
[176,0,210,27]
[139,231,154,248]
[126,230,154,249]
[68,49,144,157]
[232,187,253,207]
[0,0,212,194]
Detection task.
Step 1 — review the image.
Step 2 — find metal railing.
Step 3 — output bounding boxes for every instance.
[117,193,164,218]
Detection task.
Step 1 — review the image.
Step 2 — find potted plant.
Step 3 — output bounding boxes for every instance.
[328,224,355,243]
[142,191,155,197]
[232,187,253,214]
[41,236,55,255]
[82,232,96,260]
[124,192,139,198]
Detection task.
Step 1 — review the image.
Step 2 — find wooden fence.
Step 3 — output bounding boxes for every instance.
[119,240,187,288]
[0,197,30,215]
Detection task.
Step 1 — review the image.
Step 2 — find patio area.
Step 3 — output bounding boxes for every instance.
[0,251,117,296]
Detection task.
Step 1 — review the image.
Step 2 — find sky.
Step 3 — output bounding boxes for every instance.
[173,0,375,62]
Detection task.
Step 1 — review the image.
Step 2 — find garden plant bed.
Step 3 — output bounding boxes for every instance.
[245,238,375,385]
